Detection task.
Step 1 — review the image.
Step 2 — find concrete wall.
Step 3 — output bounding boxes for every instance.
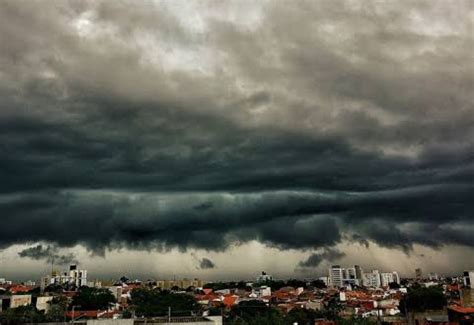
[17,323,85,325]
[10,294,32,308]
[36,296,54,312]
[3,316,222,325]
[134,316,222,325]
[136,321,214,325]
[87,320,134,325]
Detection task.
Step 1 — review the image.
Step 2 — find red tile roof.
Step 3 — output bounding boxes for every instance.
[448,304,474,314]
[223,295,238,307]
[7,285,32,293]
[65,310,117,319]
[65,310,98,318]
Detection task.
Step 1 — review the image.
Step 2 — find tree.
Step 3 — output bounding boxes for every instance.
[399,286,447,314]
[228,301,286,325]
[285,279,307,289]
[286,307,323,325]
[27,286,41,295]
[310,279,327,289]
[322,296,343,320]
[44,283,64,293]
[130,288,200,317]
[0,305,45,324]
[388,282,400,289]
[46,295,69,321]
[338,316,376,324]
[71,286,116,311]
[122,310,133,319]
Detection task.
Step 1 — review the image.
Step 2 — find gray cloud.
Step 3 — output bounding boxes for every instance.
[199,258,216,270]
[298,248,346,268]
[0,0,473,271]
[18,245,78,265]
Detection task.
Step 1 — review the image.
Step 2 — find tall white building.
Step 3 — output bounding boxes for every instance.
[363,270,381,288]
[329,265,344,287]
[346,267,356,279]
[380,272,394,287]
[256,271,273,283]
[392,271,400,284]
[40,264,87,291]
[68,265,88,287]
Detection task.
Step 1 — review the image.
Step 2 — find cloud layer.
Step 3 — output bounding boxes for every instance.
[18,245,77,265]
[1,0,473,271]
[199,258,216,270]
[298,248,346,268]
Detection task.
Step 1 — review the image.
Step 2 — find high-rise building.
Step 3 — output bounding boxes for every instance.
[363,270,381,288]
[354,265,363,280]
[40,264,87,292]
[343,266,362,286]
[346,267,356,279]
[68,264,88,287]
[329,265,344,287]
[256,271,273,283]
[380,272,395,287]
[392,271,400,284]
[415,268,423,280]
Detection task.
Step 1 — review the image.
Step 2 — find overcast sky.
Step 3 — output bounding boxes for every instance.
[0,0,473,281]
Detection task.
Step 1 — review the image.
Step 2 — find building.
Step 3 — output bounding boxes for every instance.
[40,264,88,291]
[36,296,54,312]
[319,276,331,287]
[106,286,123,301]
[344,266,363,286]
[256,271,273,283]
[68,264,88,287]
[0,278,12,285]
[329,265,344,288]
[392,271,400,284]
[10,294,32,309]
[354,265,363,280]
[346,267,356,280]
[380,272,399,287]
[428,272,439,281]
[363,270,381,288]
[380,272,394,287]
[155,278,206,290]
[463,270,474,289]
[415,268,423,280]
[253,285,271,297]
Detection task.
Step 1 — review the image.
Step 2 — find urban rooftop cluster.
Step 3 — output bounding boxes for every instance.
[0,266,473,325]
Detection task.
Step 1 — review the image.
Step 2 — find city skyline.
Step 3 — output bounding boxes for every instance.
[1,0,473,280]
[2,242,473,282]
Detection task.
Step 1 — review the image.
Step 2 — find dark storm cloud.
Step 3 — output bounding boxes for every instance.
[298,248,346,268]
[199,258,216,269]
[18,245,77,265]
[0,0,473,260]
[1,185,473,253]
